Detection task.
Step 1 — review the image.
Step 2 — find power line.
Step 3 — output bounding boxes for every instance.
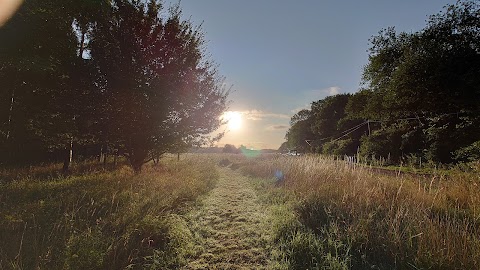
[331,121,368,143]
[370,111,473,123]
[305,110,477,145]
[340,121,368,135]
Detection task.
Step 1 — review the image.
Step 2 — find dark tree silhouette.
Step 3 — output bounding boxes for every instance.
[0,0,228,171]
[89,1,228,172]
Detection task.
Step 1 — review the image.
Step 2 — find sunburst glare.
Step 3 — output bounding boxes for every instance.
[222,111,242,131]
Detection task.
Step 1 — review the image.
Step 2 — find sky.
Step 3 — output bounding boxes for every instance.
[164,0,457,150]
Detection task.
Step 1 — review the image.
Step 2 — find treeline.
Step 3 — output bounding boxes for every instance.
[0,0,228,172]
[281,0,480,164]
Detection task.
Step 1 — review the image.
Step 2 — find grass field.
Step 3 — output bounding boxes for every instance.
[241,154,480,269]
[0,156,219,269]
[1,153,479,269]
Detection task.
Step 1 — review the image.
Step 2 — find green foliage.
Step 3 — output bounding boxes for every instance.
[64,228,108,270]
[255,177,351,269]
[360,0,480,163]
[285,109,314,152]
[284,94,365,155]
[359,127,402,162]
[0,0,89,165]
[310,94,351,139]
[454,140,480,162]
[322,139,358,156]
[281,0,480,164]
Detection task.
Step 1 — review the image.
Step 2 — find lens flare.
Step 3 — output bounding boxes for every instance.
[222,111,242,131]
[0,0,23,27]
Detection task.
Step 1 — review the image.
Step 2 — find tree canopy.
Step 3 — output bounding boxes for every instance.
[0,0,228,171]
[282,0,480,164]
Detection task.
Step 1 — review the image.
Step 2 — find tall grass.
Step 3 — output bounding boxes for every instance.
[242,154,480,269]
[0,156,218,269]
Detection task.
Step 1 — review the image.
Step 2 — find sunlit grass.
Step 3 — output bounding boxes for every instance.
[2,153,478,269]
[0,156,218,269]
[241,154,480,269]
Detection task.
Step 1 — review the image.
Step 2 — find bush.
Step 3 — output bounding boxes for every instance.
[322,139,358,156]
[454,140,480,162]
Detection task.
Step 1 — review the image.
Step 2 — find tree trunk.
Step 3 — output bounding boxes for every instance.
[78,31,85,58]
[103,153,108,167]
[63,138,73,173]
[131,159,143,173]
[113,152,118,166]
[99,144,104,163]
[129,148,148,173]
[6,88,15,140]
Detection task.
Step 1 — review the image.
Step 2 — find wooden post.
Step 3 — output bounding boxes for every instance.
[99,144,104,162]
[6,88,15,140]
[103,153,108,167]
[113,149,118,166]
[63,138,73,173]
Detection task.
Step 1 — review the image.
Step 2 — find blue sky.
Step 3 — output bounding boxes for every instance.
[165,0,457,149]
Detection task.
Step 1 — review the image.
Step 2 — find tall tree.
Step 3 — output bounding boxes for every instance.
[0,0,83,166]
[361,0,480,162]
[285,109,315,152]
[89,0,228,171]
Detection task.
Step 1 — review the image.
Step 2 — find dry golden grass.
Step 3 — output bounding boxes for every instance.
[241,154,480,269]
[0,156,219,269]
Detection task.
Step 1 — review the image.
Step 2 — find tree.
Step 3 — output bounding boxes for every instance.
[278,141,289,152]
[285,109,314,152]
[0,0,228,171]
[311,95,351,139]
[223,144,239,154]
[309,94,364,155]
[361,0,480,162]
[89,0,228,172]
[0,0,88,167]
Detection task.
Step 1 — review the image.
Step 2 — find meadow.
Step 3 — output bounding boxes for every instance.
[240,154,480,269]
[0,156,219,269]
[1,153,479,269]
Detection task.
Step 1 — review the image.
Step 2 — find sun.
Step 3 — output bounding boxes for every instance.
[223,111,242,131]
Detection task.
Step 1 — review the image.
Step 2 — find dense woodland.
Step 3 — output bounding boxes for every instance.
[281,0,480,165]
[0,0,228,172]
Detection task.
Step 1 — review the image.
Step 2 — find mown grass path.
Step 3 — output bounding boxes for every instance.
[183,167,273,269]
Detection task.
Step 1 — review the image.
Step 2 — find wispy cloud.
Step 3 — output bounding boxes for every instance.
[241,110,290,121]
[290,86,342,114]
[266,125,289,131]
[309,86,341,98]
